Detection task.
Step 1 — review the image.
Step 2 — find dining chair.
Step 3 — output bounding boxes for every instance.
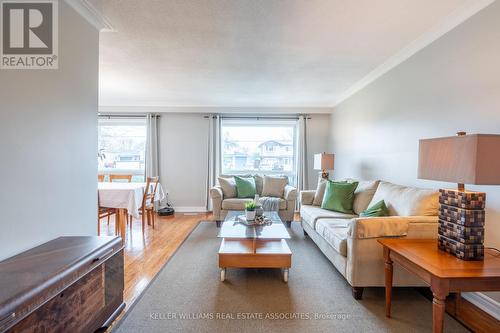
[140,177,160,233]
[109,174,133,182]
[97,192,116,236]
[109,174,133,225]
[98,174,105,182]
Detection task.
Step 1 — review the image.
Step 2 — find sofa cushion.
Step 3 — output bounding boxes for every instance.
[254,175,264,195]
[315,218,351,234]
[221,198,254,210]
[351,180,380,215]
[300,205,357,229]
[315,219,349,257]
[368,181,439,216]
[218,177,237,198]
[312,177,327,206]
[262,176,288,198]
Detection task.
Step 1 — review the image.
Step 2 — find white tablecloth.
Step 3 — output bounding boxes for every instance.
[98,182,165,218]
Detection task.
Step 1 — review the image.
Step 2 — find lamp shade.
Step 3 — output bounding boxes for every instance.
[314,153,334,171]
[418,134,500,185]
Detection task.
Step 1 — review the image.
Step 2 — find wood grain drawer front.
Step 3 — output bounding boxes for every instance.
[9,265,105,333]
[219,254,291,268]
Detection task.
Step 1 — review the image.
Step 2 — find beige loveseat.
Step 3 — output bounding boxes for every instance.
[210,175,297,225]
[300,180,439,299]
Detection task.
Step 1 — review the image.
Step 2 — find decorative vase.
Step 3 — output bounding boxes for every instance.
[245,210,256,221]
[254,194,263,216]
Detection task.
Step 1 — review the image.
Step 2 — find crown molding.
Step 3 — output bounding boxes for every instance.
[64,0,113,31]
[332,0,496,108]
[98,106,333,114]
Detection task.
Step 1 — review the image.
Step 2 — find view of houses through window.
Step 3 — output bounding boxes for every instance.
[98,118,147,182]
[221,120,297,185]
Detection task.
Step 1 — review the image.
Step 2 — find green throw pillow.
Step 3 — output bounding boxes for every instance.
[359,200,389,217]
[234,176,256,198]
[321,181,358,213]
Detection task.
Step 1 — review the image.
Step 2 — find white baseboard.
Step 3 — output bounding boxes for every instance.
[462,292,500,321]
[174,206,208,213]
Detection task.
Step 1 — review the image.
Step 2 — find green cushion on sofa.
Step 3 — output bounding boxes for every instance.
[321,181,358,213]
[234,176,256,198]
[359,200,389,217]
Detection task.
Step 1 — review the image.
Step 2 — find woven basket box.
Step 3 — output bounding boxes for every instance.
[439,189,486,209]
[438,220,484,244]
[438,234,484,260]
[438,204,485,227]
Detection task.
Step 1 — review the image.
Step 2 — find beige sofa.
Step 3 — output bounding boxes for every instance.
[300,180,439,299]
[210,175,297,226]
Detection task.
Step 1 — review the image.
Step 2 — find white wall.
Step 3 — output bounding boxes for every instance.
[329,1,500,304]
[156,112,330,211]
[158,113,209,211]
[0,2,99,260]
[305,114,331,189]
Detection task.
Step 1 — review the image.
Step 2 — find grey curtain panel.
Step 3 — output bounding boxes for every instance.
[206,114,221,211]
[296,115,308,208]
[145,114,159,179]
[146,114,160,209]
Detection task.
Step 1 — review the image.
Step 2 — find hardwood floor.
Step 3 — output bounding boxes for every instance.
[99,212,211,328]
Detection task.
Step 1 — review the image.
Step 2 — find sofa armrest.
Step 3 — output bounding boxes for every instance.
[284,185,297,201]
[300,190,316,205]
[348,216,438,239]
[210,186,223,200]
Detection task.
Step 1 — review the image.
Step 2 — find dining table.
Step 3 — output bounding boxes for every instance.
[97,182,165,242]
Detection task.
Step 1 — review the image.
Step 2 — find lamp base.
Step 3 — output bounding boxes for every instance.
[320,170,329,179]
[438,189,485,260]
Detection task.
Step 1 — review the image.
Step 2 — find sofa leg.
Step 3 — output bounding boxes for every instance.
[352,287,364,300]
[303,229,308,236]
[285,221,292,228]
[216,221,221,228]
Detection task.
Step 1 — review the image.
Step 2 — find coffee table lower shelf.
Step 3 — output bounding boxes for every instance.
[218,238,292,282]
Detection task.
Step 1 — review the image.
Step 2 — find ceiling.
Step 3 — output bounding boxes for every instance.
[90,0,487,110]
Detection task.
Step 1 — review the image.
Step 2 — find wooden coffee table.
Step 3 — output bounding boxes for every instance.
[218,211,292,282]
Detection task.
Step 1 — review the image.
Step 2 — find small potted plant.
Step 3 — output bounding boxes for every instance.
[245,202,257,221]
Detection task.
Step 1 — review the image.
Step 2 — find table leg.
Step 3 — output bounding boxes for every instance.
[116,208,126,244]
[431,278,449,333]
[432,293,446,333]
[384,247,393,318]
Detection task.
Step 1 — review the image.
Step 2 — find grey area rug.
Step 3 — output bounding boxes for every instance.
[114,222,468,333]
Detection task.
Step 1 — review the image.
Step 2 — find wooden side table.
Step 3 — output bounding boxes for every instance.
[378,238,500,333]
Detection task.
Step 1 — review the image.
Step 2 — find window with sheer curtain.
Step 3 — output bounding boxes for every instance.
[220,119,297,185]
[98,117,147,182]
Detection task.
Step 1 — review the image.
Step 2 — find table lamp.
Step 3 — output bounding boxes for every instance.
[418,132,500,260]
[314,153,334,179]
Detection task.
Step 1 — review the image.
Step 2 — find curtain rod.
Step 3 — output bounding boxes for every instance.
[98,114,160,119]
[203,115,311,120]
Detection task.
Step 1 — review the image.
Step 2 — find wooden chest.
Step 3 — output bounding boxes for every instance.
[0,236,124,333]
